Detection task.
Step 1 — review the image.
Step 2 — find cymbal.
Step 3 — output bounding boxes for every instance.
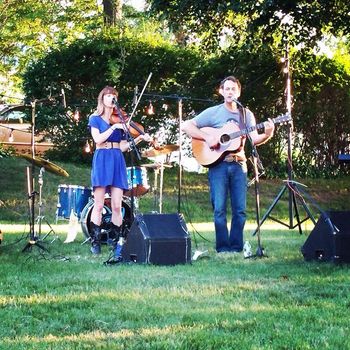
[18,154,69,177]
[141,144,179,158]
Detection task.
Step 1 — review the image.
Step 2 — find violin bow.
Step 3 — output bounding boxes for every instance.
[127,72,152,127]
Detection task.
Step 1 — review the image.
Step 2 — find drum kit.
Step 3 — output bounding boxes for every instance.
[23,143,177,244]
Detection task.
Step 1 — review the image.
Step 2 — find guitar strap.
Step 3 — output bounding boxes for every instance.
[238,105,246,128]
[235,106,246,154]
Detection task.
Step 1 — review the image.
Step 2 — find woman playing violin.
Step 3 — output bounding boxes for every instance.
[88,86,151,257]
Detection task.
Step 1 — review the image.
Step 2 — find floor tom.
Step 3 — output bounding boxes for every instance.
[124,166,149,197]
[56,184,92,220]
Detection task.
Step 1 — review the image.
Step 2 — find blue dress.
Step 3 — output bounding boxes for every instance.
[88,115,129,191]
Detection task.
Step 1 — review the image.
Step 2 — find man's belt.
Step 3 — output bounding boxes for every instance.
[223,153,246,163]
[95,142,120,149]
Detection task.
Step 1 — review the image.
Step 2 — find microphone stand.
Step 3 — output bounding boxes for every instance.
[113,98,141,197]
[247,138,267,258]
[112,98,140,223]
[121,74,152,217]
[238,101,267,259]
[103,99,141,266]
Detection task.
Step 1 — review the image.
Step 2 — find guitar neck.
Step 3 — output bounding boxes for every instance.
[231,118,276,139]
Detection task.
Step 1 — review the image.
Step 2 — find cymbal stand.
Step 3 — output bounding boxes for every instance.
[149,160,172,214]
[159,160,165,214]
[37,167,58,243]
[177,98,183,213]
[152,166,159,212]
[22,99,48,253]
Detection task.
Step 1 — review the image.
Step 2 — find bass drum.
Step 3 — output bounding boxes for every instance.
[80,197,134,244]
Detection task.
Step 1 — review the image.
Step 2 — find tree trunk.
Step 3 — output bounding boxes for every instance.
[103,0,122,26]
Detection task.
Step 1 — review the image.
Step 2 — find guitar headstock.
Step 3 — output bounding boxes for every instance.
[273,113,292,125]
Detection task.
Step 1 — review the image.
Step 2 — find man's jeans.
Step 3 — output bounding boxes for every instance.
[208,161,247,252]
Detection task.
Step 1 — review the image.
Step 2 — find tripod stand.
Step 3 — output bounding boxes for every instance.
[252,42,316,236]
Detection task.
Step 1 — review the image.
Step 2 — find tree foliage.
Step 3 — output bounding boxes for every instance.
[147,0,350,50]
[0,0,148,98]
[0,0,103,70]
[22,33,205,163]
[292,52,350,176]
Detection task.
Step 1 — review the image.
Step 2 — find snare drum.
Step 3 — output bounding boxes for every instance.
[56,185,92,220]
[124,166,149,197]
[80,196,134,244]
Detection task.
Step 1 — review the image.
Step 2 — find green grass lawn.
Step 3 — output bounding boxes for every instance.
[0,224,350,349]
[1,156,350,349]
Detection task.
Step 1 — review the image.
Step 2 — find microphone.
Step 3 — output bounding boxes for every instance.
[61,88,66,108]
[112,96,118,105]
[229,96,243,107]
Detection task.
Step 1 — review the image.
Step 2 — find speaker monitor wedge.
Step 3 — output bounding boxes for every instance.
[122,213,191,265]
[301,211,350,263]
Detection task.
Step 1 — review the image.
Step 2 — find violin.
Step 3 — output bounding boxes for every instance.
[110,107,158,148]
[110,109,144,138]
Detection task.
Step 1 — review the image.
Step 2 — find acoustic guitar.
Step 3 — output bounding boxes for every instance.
[191,113,291,167]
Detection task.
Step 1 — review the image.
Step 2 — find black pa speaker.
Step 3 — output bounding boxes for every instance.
[301,211,350,263]
[122,213,191,265]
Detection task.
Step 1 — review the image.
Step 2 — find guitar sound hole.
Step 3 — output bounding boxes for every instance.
[220,134,230,144]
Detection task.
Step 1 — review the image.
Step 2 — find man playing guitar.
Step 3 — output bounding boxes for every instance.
[182,76,275,254]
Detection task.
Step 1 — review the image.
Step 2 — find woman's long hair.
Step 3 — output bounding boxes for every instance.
[96,86,118,116]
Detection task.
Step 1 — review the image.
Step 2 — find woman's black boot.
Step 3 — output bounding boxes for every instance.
[110,223,124,262]
[90,222,101,255]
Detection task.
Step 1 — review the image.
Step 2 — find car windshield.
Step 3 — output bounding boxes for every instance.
[0,105,30,123]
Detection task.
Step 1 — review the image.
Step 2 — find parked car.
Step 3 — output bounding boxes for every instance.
[0,104,53,155]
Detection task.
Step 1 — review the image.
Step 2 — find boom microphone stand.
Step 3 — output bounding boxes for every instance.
[141,92,213,212]
[252,41,316,236]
